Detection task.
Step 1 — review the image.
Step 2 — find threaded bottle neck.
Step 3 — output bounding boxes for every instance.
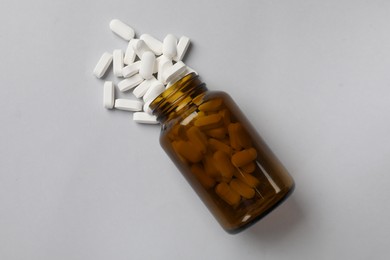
[150,73,207,124]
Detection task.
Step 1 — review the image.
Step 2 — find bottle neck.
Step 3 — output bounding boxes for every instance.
[150,73,207,125]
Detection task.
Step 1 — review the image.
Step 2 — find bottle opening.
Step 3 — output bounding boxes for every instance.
[150,73,207,124]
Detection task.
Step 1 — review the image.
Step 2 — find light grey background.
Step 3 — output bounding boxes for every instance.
[1,0,390,259]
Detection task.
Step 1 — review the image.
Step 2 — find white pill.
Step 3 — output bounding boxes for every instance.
[118,74,144,92]
[143,81,165,102]
[93,52,112,78]
[163,61,187,84]
[185,66,198,75]
[133,39,152,59]
[167,72,186,86]
[163,34,177,59]
[152,58,159,74]
[139,51,156,80]
[169,66,198,86]
[114,99,143,111]
[109,19,135,41]
[133,77,157,98]
[165,66,197,87]
[122,61,140,78]
[173,36,190,61]
[156,55,172,82]
[143,100,153,115]
[113,49,124,77]
[103,81,115,109]
[168,69,188,85]
[140,34,163,56]
[124,39,137,65]
[133,112,159,124]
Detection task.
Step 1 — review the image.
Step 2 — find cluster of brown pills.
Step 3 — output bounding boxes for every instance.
[166,97,262,207]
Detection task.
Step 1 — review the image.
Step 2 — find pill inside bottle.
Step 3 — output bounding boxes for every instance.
[150,73,295,234]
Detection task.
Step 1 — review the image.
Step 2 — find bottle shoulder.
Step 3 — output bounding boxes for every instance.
[203,90,232,102]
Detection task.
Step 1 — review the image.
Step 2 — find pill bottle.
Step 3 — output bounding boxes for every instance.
[150,73,295,234]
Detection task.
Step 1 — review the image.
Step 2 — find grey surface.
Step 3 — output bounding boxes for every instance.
[1,0,390,259]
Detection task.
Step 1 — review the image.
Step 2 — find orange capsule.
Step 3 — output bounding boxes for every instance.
[169,124,187,141]
[231,148,257,167]
[213,151,235,182]
[230,179,255,199]
[187,126,208,153]
[236,124,252,148]
[228,123,252,150]
[175,141,203,163]
[208,138,232,155]
[202,152,220,179]
[218,109,231,126]
[171,141,187,163]
[191,164,215,189]
[197,111,206,117]
[199,98,223,112]
[228,123,241,150]
[215,182,241,206]
[241,161,256,173]
[194,114,223,130]
[220,138,231,146]
[205,127,227,139]
[234,171,260,188]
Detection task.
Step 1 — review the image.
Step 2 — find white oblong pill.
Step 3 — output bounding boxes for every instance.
[133,77,157,98]
[93,52,113,78]
[167,66,198,86]
[133,112,159,124]
[109,19,135,41]
[168,69,188,85]
[166,66,197,87]
[114,99,143,111]
[118,74,144,92]
[140,34,163,56]
[143,81,165,102]
[152,58,158,74]
[124,39,137,65]
[173,36,190,61]
[113,49,124,77]
[184,66,198,75]
[139,51,156,80]
[122,61,140,78]
[143,100,153,115]
[156,55,172,82]
[103,81,115,109]
[163,34,177,59]
[163,61,187,84]
[133,40,152,59]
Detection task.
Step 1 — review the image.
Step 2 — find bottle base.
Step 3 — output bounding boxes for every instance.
[224,183,295,234]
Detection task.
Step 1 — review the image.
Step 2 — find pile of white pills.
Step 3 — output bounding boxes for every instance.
[93,19,195,124]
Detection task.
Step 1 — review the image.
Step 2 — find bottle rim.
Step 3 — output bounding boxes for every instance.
[150,73,207,123]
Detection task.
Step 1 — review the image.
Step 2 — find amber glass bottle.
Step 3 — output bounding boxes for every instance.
[150,73,295,234]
